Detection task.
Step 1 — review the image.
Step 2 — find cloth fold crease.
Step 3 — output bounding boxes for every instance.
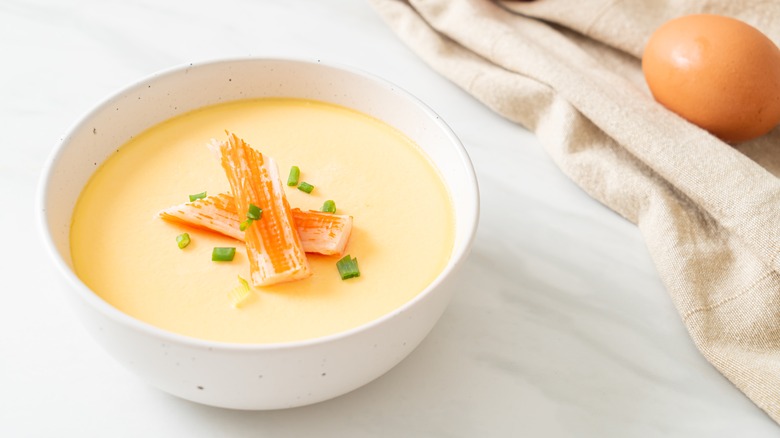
[370,0,780,423]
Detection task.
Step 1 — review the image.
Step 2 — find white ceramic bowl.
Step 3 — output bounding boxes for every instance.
[38,58,479,410]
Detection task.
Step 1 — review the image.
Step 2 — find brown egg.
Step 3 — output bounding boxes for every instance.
[642,14,780,143]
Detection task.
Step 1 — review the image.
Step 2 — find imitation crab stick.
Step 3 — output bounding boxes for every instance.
[211,132,310,286]
[159,193,353,256]
[289,208,352,256]
[160,193,245,241]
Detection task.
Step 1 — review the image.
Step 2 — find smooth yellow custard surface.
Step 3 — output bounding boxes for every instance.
[70,98,454,344]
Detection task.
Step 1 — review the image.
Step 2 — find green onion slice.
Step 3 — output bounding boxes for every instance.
[189,191,207,202]
[239,219,252,231]
[321,200,336,214]
[287,166,300,186]
[212,247,236,262]
[247,204,263,221]
[298,182,314,194]
[336,254,360,280]
[176,233,191,249]
[227,275,252,308]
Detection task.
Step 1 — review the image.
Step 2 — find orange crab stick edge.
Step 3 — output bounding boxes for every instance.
[212,132,311,287]
[159,193,245,241]
[290,208,353,256]
[159,195,353,256]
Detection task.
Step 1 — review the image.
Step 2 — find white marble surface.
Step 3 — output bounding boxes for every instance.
[2,0,777,436]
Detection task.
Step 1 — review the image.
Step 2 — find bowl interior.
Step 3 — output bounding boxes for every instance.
[39,58,479,343]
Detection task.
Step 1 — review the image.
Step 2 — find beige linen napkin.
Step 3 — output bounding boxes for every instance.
[369,0,780,423]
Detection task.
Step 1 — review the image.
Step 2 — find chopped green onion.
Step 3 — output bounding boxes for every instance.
[176,233,191,249]
[189,191,207,202]
[336,254,360,280]
[321,200,336,213]
[240,205,262,231]
[247,204,263,221]
[227,275,252,308]
[212,247,236,262]
[287,166,300,186]
[298,182,314,194]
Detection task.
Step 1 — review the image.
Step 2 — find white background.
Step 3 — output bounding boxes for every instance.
[2,0,777,436]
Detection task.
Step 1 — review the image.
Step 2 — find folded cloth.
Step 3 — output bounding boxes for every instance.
[370,0,780,423]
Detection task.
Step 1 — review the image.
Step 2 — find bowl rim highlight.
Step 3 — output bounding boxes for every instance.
[37,57,480,353]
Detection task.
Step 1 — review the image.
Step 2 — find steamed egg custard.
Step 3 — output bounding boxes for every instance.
[70,98,455,344]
